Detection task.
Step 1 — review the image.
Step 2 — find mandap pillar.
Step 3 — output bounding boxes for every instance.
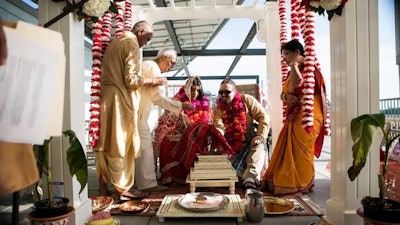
[38,1,91,225]
[325,0,380,225]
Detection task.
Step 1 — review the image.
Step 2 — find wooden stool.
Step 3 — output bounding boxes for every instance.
[186,155,238,194]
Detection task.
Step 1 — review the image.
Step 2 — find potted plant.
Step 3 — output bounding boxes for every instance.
[28,130,88,222]
[348,113,400,223]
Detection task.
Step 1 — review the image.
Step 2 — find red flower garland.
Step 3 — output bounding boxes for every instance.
[89,0,133,148]
[217,92,247,153]
[176,87,210,124]
[280,0,330,135]
[279,0,289,123]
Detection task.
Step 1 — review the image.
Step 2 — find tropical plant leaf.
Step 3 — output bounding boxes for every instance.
[33,138,52,177]
[347,114,385,181]
[63,130,88,194]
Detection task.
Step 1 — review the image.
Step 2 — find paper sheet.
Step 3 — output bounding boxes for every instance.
[0,21,65,144]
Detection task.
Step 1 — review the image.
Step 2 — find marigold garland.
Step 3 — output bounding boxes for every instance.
[176,87,210,124]
[217,92,247,153]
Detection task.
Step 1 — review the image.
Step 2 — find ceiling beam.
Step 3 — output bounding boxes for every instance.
[143,48,265,57]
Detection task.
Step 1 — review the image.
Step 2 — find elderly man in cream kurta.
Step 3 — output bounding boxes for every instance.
[135,48,193,192]
[93,21,166,200]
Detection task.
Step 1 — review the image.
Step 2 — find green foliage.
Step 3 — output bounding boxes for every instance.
[33,130,88,207]
[63,130,88,194]
[348,113,400,205]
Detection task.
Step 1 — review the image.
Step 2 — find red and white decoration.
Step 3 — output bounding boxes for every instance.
[279,0,330,135]
[89,0,133,148]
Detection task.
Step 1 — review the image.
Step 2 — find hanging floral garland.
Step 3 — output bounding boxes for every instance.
[86,0,133,148]
[280,0,330,135]
[279,0,289,123]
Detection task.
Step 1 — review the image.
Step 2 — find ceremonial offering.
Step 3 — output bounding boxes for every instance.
[263,197,295,215]
[119,200,150,214]
[177,192,230,212]
[91,196,114,212]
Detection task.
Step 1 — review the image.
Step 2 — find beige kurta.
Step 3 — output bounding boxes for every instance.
[213,94,269,181]
[0,142,39,195]
[93,31,144,193]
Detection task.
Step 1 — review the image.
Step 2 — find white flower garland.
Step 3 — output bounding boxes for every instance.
[279,0,289,123]
[280,0,330,135]
[83,0,111,18]
[89,0,133,148]
[319,0,342,11]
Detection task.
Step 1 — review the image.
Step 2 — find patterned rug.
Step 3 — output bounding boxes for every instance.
[105,185,324,217]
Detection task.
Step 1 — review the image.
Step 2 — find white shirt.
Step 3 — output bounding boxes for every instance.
[138,60,182,149]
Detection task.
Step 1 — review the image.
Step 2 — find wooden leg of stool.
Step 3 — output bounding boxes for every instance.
[229,183,235,194]
[190,183,195,193]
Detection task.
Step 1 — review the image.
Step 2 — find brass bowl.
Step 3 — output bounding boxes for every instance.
[119,201,149,214]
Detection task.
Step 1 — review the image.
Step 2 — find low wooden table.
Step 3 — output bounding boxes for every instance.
[156,194,245,222]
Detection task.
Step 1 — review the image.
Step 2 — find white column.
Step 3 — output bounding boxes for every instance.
[264,2,282,149]
[325,0,380,224]
[38,1,91,225]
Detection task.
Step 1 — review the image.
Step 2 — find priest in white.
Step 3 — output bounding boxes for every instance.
[135,48,194,191]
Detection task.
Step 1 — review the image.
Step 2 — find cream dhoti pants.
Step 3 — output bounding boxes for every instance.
[135,146,158,190]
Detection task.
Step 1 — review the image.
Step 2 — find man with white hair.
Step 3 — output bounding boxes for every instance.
[135,47,194,191]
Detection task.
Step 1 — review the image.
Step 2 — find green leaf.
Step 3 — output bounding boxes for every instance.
[334,6,343,16]
[109,2,118,14]
[347,114,385,181]
[91,17,99,23]
[327,10,335,21]
[63,130,88,194]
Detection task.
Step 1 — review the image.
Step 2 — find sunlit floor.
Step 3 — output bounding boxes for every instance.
[0,136,331,225]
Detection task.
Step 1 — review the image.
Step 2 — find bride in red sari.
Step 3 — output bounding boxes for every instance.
[152,77,213,184]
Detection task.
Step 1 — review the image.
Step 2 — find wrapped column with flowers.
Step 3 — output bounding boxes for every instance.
[279,0,331,135]
[85,0,133,148]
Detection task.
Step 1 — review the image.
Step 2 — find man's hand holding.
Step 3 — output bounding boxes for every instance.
[182,102,194,111]
[251,136,264,146]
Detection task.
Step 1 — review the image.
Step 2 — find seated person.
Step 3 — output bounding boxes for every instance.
[152,76,213,184]
[213,79,270,190]
[169,121,235,180]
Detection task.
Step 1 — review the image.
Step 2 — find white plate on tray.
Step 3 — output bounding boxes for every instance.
[177,192,230,212]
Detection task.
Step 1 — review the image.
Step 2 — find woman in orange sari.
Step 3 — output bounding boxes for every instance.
[263,40,329,196]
